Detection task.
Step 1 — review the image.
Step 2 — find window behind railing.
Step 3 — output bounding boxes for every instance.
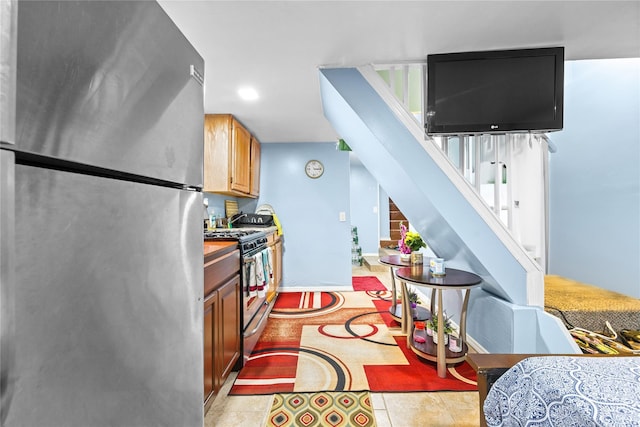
[374,63,426,125]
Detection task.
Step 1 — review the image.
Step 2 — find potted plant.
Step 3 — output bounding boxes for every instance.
[398,223,427,263]
[428,312,454,345]
[406,286,421,319]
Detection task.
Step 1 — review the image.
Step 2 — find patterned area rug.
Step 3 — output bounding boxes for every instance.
[266,391,376,427]
[231,276,477,395]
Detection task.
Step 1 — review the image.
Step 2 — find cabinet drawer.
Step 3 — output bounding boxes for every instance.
[204,249,240,296]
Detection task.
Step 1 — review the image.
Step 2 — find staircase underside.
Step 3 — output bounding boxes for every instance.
[319,65,578,354]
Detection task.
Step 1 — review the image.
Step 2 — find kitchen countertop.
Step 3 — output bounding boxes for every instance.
[203,226,281,259]
[204,240,237,259]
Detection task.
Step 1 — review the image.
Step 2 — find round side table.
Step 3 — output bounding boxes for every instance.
[395,266,482,378]
[379,255,430,335]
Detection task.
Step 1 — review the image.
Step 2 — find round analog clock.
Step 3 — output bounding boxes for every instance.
[305,159,324,179]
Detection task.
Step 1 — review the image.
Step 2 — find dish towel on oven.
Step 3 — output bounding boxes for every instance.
[247,257,257,297]
[250,249,272,298]
[265,247,273,280]
[255,252,266,298]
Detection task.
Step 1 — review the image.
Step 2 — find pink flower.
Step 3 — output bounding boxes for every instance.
[398,222,411,254]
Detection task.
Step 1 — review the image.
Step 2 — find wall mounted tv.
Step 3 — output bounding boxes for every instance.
[425,47,564,135]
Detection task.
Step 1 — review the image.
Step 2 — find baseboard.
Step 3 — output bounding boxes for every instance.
[467,335,488,353]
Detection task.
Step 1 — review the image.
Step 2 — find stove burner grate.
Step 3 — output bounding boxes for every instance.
[204,229,268,253]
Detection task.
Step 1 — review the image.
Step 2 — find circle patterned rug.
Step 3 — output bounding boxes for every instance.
[231,277,477,395]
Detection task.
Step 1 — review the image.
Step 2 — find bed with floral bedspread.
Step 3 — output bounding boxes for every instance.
[483,356,640,426]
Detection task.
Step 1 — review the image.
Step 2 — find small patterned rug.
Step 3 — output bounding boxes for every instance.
[266,391,376,427]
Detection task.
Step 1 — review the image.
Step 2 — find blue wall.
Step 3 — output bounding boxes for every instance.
[202,192,230,224]
[251,142,353,289]
[206,58,639,305]
[320,67,533,306]
[349,161,380,255]
[549,58,640,298]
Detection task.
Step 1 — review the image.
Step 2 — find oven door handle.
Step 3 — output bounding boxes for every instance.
[244,301,271,338]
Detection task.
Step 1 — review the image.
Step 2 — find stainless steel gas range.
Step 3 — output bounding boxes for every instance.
[204,229,276,365]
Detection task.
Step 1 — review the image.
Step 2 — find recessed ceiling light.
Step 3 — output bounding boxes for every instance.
[238,86,259,101]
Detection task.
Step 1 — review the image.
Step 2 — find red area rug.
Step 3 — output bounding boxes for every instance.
[352,276,388,291]
[230,281,477,395]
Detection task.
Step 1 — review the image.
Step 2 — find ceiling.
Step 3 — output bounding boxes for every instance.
[158,1,640,143]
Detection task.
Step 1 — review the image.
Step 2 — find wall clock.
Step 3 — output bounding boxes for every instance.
[305,160,324,179]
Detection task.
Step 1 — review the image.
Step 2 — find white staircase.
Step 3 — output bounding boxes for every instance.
[319,65,578,354]
[374,64,549,270]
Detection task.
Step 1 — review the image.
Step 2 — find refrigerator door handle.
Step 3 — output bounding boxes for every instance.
[0,150,16,423]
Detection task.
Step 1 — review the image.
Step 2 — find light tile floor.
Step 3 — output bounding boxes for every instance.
[204,265,481,426]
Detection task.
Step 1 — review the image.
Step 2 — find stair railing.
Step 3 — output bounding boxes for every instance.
[373,63,549,269]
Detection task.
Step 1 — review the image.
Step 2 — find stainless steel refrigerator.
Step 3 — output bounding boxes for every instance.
[1,1,205,426]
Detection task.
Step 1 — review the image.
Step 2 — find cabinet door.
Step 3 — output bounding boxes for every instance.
[249,136,261,197]
[203,114,231,193]
[203,289,218,407]
[230,119,251,194]
[218,274,241,382]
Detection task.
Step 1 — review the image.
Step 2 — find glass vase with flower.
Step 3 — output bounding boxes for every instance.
[398,222,427,264]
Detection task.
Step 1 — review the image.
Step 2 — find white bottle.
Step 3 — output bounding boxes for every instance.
[203,198,210,230]
[209,211,216,229]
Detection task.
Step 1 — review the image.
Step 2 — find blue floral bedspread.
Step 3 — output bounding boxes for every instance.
[484,356,640,426]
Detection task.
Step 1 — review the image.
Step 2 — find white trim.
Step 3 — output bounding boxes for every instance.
[466,334,489,354]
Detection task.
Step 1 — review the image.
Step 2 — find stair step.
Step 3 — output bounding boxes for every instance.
[379,247,400,257]
[362,255,388,272]
[379,239,398,249]
[390,211,407,220]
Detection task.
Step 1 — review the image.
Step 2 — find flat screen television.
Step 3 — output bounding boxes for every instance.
[425,47,564,135]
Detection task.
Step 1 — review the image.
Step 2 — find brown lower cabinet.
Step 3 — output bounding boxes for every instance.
[266,232,283,289]
[204,248,241,414]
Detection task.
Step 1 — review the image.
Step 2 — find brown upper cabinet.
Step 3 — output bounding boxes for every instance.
[204,114,260,198]
[249,136,260,197]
